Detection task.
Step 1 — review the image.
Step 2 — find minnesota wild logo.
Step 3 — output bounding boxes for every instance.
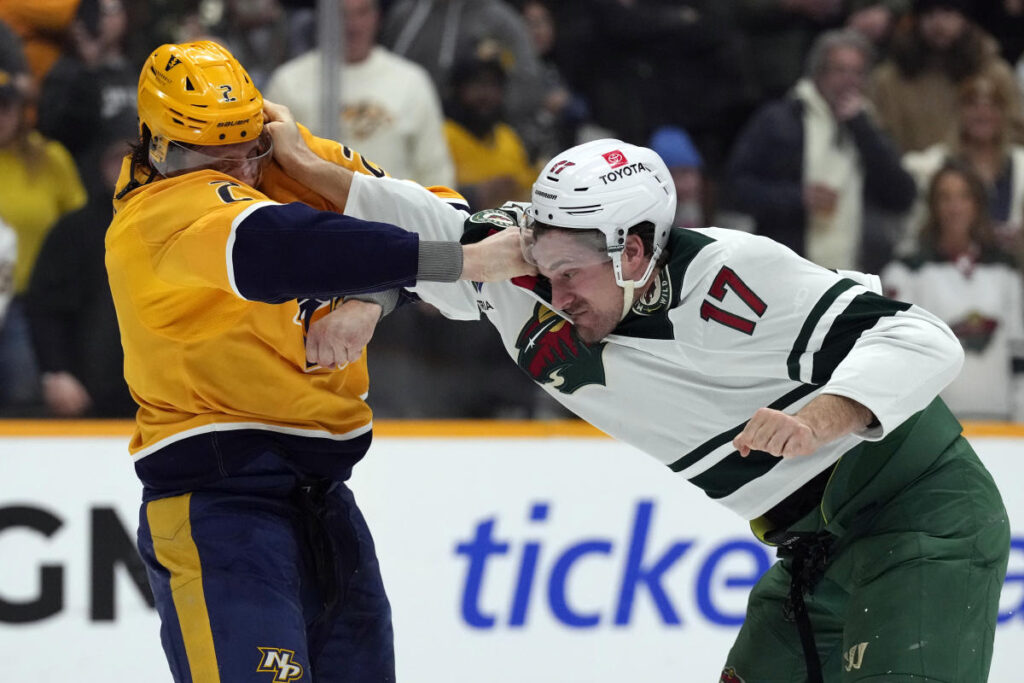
[515,303,607,394]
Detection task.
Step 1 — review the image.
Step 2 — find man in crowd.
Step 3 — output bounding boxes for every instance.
[270,114,1009,681]
[728,29,915,271]
[265,0,455,187]
[107,40,531,682]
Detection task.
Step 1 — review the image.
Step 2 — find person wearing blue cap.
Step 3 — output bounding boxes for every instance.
[649,125,705,229]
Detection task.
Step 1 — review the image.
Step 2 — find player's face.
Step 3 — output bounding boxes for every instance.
[198,136,267,187]
[160,130,273,186]
[531,230,622,343]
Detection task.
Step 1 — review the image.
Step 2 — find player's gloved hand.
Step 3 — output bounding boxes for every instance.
[305,299,382,370]
[498,201,531,228]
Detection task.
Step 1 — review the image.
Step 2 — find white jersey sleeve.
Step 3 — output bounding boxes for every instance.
[345,173,481,321]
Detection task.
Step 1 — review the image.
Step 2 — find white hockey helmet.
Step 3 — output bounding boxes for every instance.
[527,138,676,290]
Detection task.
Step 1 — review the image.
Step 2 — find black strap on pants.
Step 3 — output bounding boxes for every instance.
[778,532,832,683]
[292,480,358,626]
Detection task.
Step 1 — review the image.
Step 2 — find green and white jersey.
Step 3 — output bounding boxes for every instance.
[348,175,964,520]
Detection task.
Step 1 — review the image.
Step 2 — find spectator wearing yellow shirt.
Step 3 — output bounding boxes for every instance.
[0,62,86,411]
[0,0,81,88]
[443,53,535,209]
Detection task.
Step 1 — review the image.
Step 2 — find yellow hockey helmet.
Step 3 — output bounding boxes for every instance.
[137,41,264,170]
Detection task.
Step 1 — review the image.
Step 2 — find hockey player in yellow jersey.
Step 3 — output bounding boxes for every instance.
[109,41,532,683]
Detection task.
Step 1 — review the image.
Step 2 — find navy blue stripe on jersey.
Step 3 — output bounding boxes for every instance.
[668,383,818,473]
[443,197,471,213]
[810,292,912,384]
[231,202,420,303]
[787,278,858,381]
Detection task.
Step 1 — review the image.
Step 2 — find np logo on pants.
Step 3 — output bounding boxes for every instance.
[257,647,304,681]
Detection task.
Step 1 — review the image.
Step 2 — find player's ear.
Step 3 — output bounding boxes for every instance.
[622,233,646,275]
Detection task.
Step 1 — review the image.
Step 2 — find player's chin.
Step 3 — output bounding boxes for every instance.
[575,321,611,345]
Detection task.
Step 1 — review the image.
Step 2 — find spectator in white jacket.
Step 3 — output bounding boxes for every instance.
[265,0,455,187]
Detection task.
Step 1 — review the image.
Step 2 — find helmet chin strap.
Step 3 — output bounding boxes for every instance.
[620,280,636,320]
[612,245,662,321]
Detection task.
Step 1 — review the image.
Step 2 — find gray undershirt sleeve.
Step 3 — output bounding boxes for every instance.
[416,240,463,283]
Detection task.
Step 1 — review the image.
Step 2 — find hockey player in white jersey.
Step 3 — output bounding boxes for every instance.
[269,121,1009,682]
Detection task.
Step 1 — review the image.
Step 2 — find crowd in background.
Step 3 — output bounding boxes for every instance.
[1,0,1023,422]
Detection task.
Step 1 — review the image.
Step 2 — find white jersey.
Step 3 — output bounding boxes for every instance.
[882,253,1024,421]
[348,175,964,520]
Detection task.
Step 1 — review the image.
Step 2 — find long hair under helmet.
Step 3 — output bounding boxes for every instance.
[137,41,269,178]
[525,139,676,317]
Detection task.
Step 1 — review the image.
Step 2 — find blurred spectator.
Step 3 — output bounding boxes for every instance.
[0,59,86,412]
[901,74,1024,261]
[380,0,545,138]
[871,0,1024,153]
[216,0,288,88]
[278,0,317,58]
[0,0,80,87]
[882,161,1024,421]
[443,53,534,209]
[737,0,846,105]
[845,0,909,53]
[543,1,754,178]
[516,0,585,165]
[727,29,914,270]
[36,0,135,169]
[265,0,455,186]
[649,125,705,228]
[25,117,135,418]
[0,218,14,328]
[0,19,29,77]
[974,0,1024,66]
[366,299,561,419]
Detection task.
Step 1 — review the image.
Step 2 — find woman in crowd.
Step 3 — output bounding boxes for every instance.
[871,0,1023,153]
[0,59,86,412]
[883,161,1024,422]
[902,73,1024,261]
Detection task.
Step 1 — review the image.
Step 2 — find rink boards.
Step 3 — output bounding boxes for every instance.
[0,421,1021,681]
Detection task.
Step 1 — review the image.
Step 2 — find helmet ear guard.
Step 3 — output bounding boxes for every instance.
[529,139,676,291]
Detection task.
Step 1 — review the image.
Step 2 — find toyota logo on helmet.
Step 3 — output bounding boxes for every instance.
[528,139,676,291]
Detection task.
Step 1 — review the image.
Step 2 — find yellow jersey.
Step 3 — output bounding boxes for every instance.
[443,119,535,201]
[107,126,465,465]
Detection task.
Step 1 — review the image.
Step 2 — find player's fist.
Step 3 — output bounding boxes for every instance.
[733,407,819,459]
[305,299,381,370]
[461,227,538,282]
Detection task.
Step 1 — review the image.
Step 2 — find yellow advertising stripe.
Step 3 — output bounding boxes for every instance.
[146,494,220,682]
[0,418,1020,439]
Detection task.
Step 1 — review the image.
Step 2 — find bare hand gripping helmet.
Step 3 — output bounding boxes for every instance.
[137,41,269,178]
[528,139,676,290]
